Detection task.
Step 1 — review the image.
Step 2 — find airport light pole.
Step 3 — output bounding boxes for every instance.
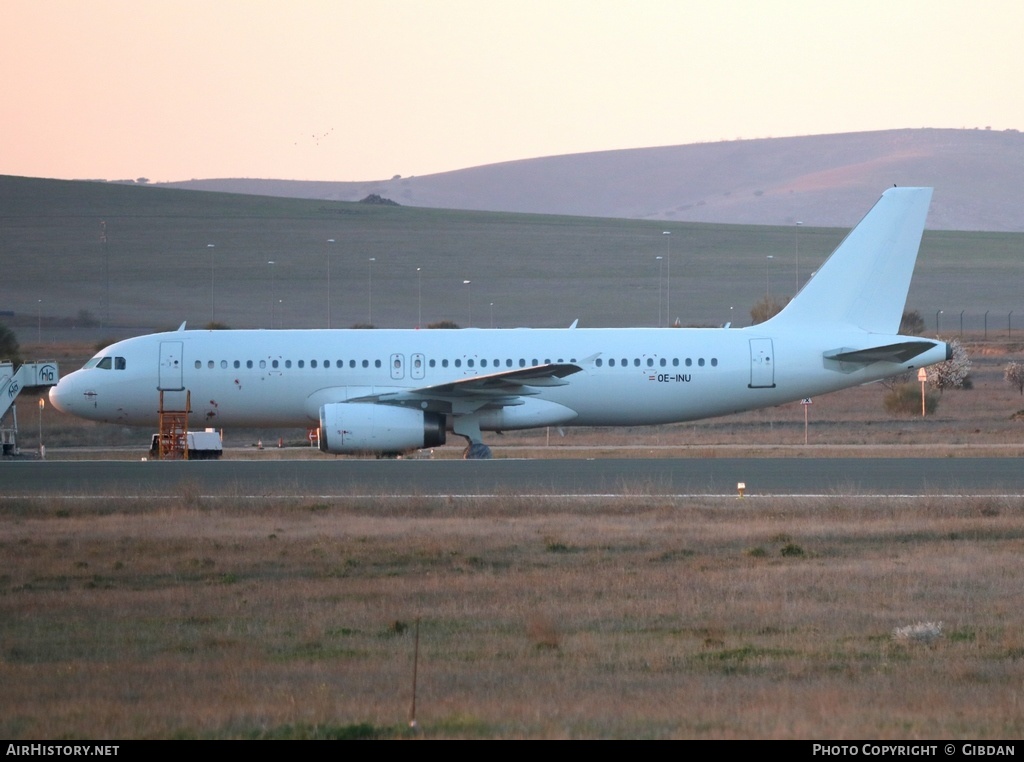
[417,267,422,329]
[655,256,663,326]
[325,239,335,328]
[368,258,375,325]
[207,244,216,324]
[935,309,943,335]
[37,299,42,344]
[662,232,671,326]
[766,255,774,299]
[795,221,802,292]
[463,280,472,326]
[267,261,276,329]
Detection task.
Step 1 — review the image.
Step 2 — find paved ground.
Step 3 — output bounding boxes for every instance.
[4,458,1023,497]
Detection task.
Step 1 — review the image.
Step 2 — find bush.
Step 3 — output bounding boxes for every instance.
[0,323,21,363]
[899,309,926,335]
[884,383,938,416]
[749,296,788,325]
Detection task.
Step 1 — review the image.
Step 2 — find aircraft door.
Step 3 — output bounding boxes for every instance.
[390,353,405,380]
[748,338,775,388]
[411,353,426,380]
[158,341,185,391]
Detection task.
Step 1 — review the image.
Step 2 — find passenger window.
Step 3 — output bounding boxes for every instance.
[698,358,705,367]
[506,359,513,367]
[480,359,486,368]
[272,360,279,369]
[468,359,475,368]
[349,360,356,368]
[259,360,266,369]
[519,359,526,367]
[311,360,317,368]
[455,359,462,368]
[208,361,214,369]
[194,360,201,370]
[374,360,381,368]
[711,358,718,367]
[298,360,305,368]
[609,359,616,367]
[647,358,654,367]
[672,358,679,367]
[685,358,692,367]
[285,360,292,368]
[233,360,240,369]
[633,358,640,367]
[429,359,436,368]
[362,360,369,368]
[442,359,449,368]
[659,358,666,367]
[246,360,253,369]
[220,360,227,369]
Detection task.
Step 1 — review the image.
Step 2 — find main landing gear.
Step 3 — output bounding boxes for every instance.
[453,415,493,459]
[462,442,493,460]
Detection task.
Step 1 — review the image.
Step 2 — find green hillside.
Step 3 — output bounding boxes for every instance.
[1,175,1020,340]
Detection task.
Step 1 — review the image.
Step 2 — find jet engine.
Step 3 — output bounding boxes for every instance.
[318,403,445,455]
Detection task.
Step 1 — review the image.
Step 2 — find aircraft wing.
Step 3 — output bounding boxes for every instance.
[348,363,583,410]
[825,341,942,365]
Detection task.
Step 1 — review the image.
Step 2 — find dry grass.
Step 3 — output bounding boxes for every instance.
[3,493,1024,738]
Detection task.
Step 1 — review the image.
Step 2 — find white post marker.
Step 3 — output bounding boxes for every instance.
[801,398,812,445]
[917,367,928,417]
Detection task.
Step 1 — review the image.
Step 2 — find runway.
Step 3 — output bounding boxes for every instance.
[4,457,1023,497]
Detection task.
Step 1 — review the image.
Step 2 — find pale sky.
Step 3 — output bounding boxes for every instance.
[3,0,1022,183]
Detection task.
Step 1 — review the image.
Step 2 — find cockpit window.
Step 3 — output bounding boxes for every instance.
[83,355,125,370]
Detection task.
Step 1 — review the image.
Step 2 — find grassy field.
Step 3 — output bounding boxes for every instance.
[2,175,1022,339]
[3,493,1024,739]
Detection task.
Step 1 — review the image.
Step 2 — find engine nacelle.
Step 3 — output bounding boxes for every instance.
[318,403,446,455]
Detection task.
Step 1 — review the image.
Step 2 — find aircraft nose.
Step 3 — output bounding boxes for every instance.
[49,375,75,414]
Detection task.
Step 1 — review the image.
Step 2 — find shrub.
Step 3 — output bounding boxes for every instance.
[899,309,926,335]
[884,383,938,416]
[0,323,21,363]
[749,296,788,325]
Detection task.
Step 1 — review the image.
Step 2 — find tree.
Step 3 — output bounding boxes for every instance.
[0,323,20,364]
[749,296,788,325]
[1005,362,1024,396]
[928,337,971,392]
[427,320,460,329]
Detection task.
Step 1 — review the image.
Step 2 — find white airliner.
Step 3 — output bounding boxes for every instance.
[50,187,949,458]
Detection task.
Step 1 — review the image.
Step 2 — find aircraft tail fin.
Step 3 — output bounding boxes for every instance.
[764,187,932,333]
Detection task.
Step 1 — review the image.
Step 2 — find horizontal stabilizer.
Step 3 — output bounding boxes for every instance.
[825,341,941,365]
